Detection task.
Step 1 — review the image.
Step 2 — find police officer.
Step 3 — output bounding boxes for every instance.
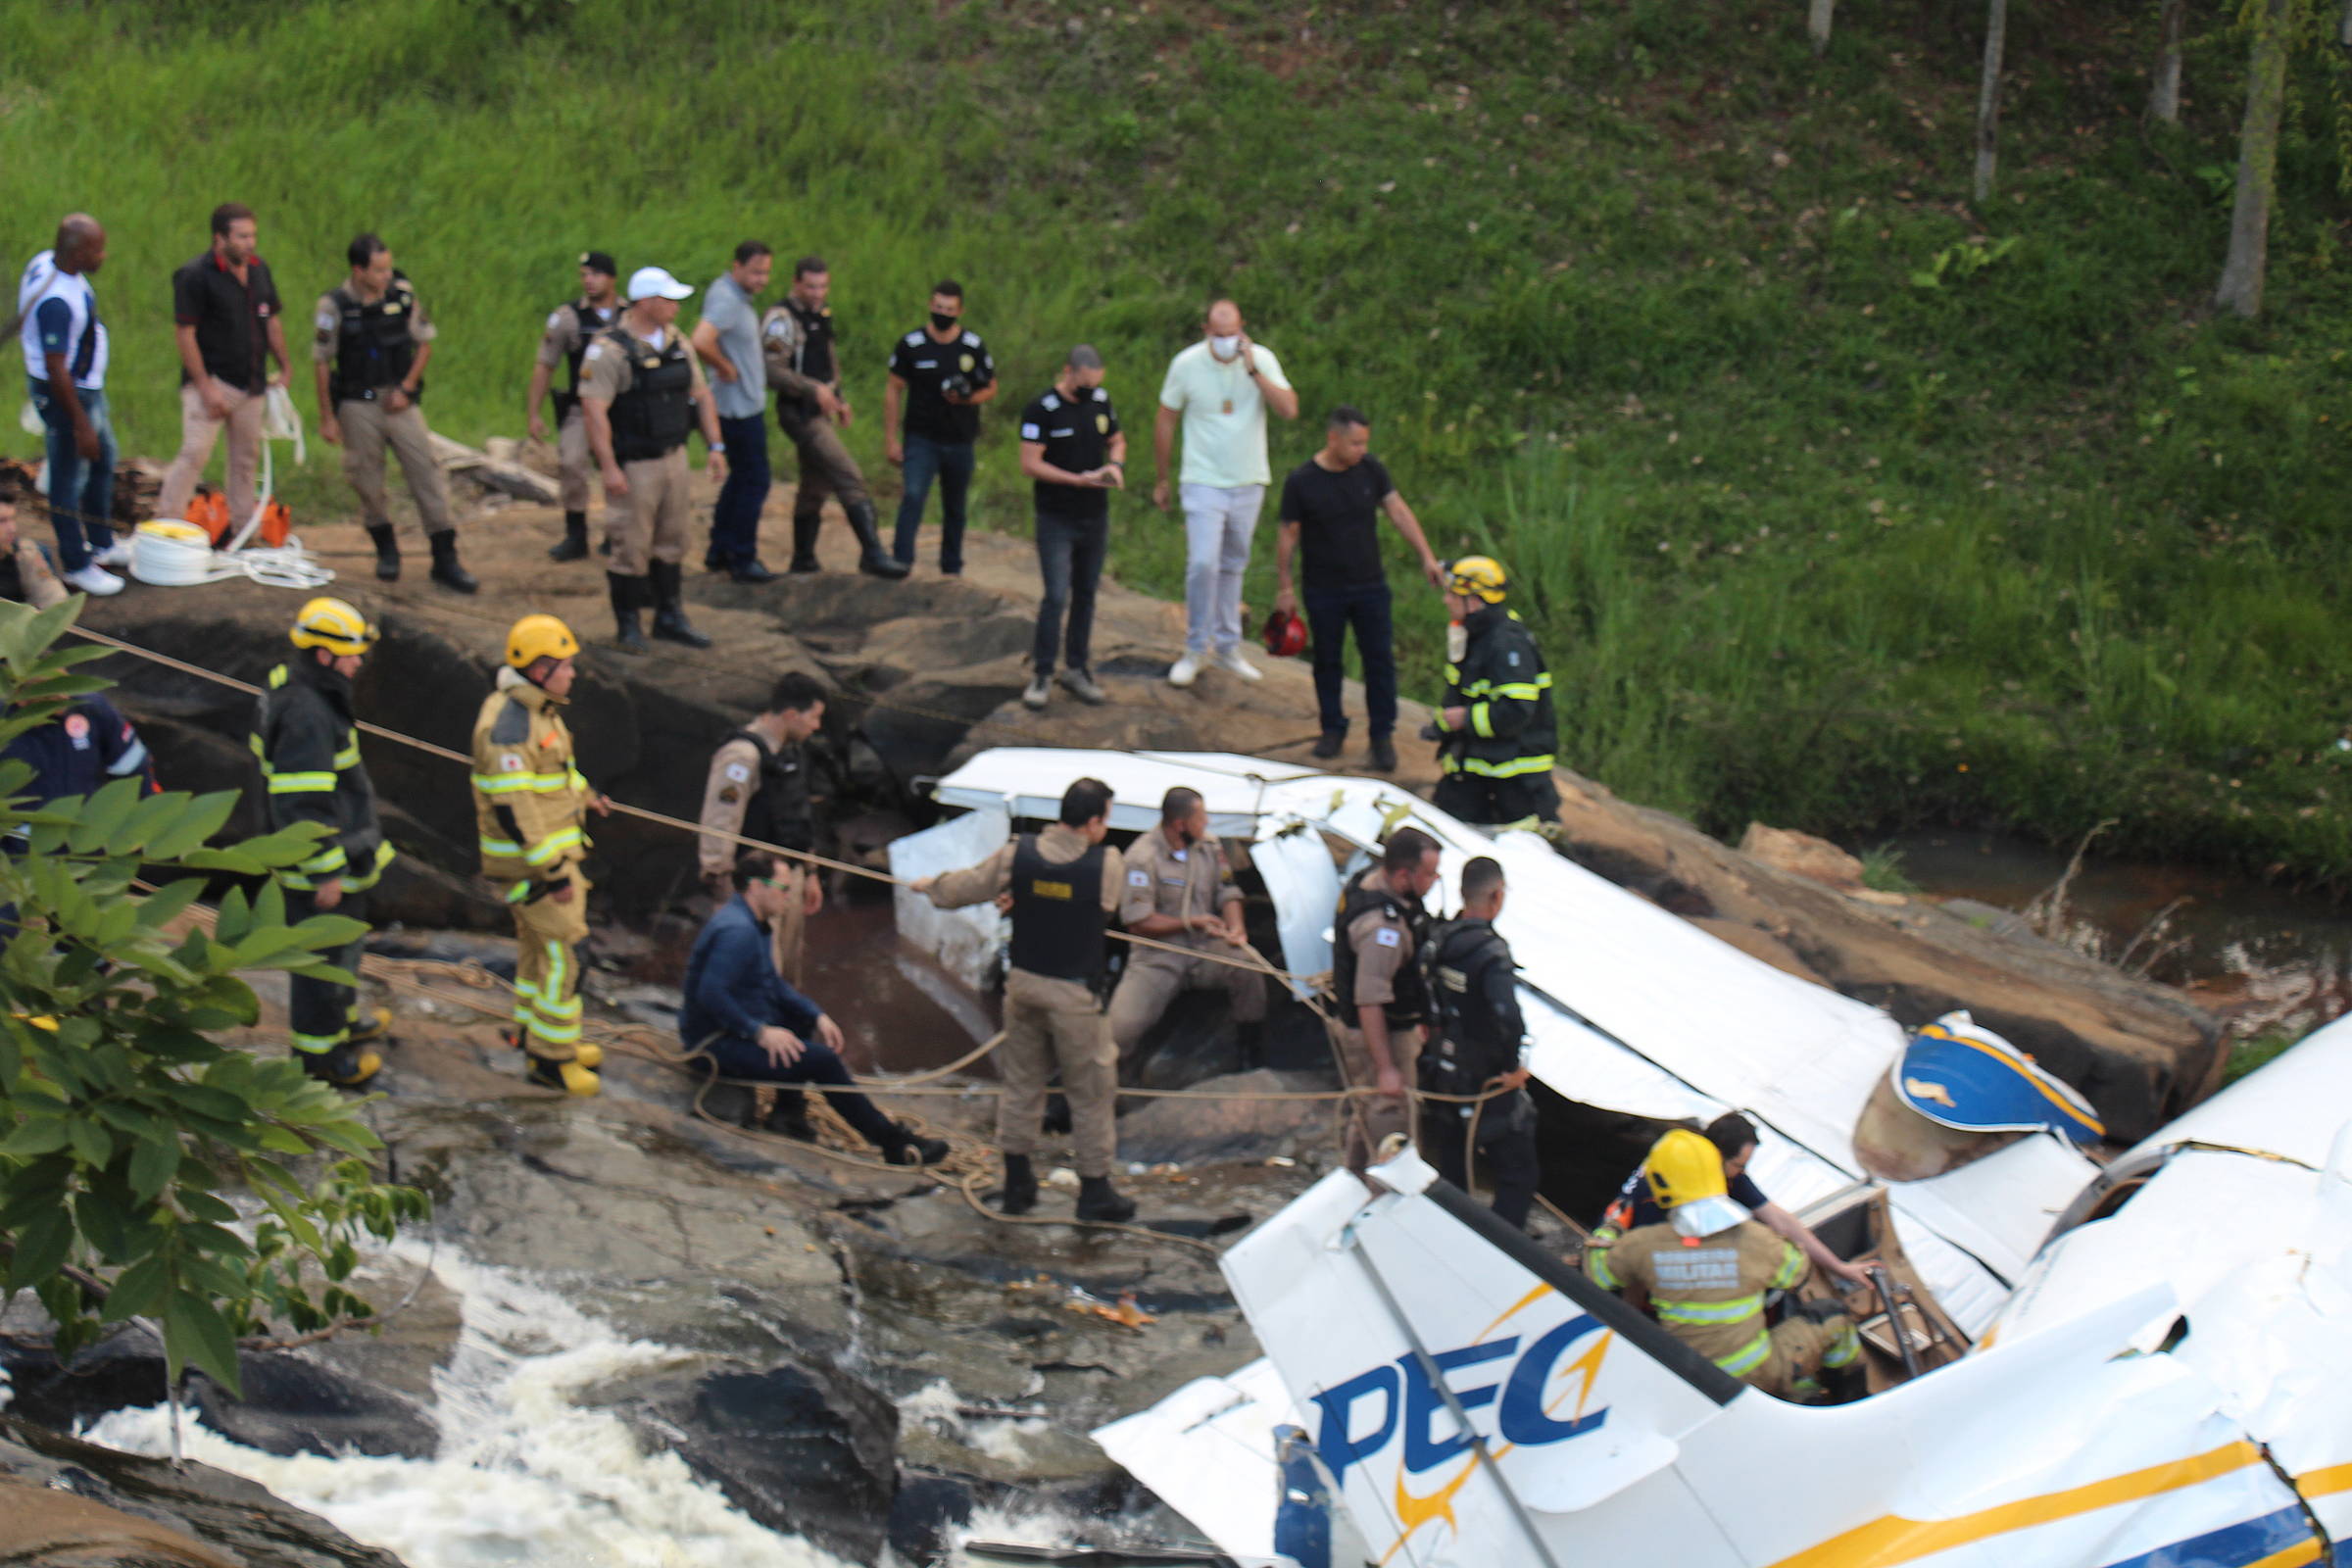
[1418,856,1539,1228]
[580,266,727,654]
[1016,345,1124,710]
[313,234,476,593]
[1428,557,1559,829]
[1585,1129,1860,1401]
[1329,826,1442,1176]
[882,279,996,574]
[911,778,1135,1223]
[759,256,906,578]
[472,614,613,1097]
[528,251,621,563]
[698,671,827,986]
[1106,786,1264,1077]
[252,598,398,1087]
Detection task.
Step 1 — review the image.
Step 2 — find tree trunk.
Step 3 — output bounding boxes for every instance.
[1975,0,2010,203]
[2150,0,2187,123]
[2214,0,2293,318]
[1809,0,1836,56]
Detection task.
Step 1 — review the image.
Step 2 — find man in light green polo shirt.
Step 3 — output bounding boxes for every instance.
[1151,299,1299,689]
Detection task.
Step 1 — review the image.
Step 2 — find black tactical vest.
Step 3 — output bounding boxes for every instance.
[328,277,421,403]
[1423,918,1519,1086]
[729,729,812,854]
[1330,867,1430,1029]
[552,298,607,417]
[603,325,696,462]
[1008,834,1107,984]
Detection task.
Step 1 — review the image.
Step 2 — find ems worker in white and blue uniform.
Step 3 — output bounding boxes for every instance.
[19,215,129,596]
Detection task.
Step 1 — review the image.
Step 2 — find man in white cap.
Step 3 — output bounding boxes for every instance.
[580,266,726,654]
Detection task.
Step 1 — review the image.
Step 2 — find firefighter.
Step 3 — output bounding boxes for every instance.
[250,598,396,1087]
[909,778,1135,1223]
[471,613,612,1095]
[1418,855,1539,1229]
[1585,1129,1860,1401]
[1428,557,1560,830]
[1329,825,1442,1177]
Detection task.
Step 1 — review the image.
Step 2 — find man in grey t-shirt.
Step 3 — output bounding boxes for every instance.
[691,241,775,581]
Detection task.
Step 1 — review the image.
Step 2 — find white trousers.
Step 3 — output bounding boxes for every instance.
[1180,482,1264,655]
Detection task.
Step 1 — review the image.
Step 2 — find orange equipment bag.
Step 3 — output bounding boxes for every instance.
[182,490,231,545]
[257,499,291,547]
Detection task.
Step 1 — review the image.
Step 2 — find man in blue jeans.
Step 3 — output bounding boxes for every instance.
[19,215,128,597]
[1015,345,1124,710]
[690,241,777,582]
[1273,407,1444,771]
[882,280,996,574]
[680,848,949,1164]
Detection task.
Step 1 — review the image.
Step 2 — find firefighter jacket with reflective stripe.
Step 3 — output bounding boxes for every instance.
[250,660,389,892]
[470,667,591,886]
[1585,1218,1806,1382]
[1440,604,1556,781]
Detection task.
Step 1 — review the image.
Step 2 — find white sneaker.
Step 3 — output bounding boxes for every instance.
[1216,648,1264,682]
[91,540,132,569]
[1021,674,1051,710]
[63,564,124,596]
[1167,653,1203,688]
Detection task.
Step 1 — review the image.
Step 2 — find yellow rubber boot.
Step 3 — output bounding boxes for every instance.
[507,1030,602,1069]
[527,1056,601,1098]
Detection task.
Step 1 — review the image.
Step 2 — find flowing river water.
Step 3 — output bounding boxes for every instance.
[1885,830,2352,1041]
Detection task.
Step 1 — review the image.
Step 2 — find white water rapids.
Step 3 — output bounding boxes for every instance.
[83,1244,856,1567]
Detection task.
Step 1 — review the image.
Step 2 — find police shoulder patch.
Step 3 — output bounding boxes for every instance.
[723,761,751,783]
[583,342,604,362]
[1374,928,1401,948]
[1042,393,1059,411]
[546,309,567,332]
[904,330,925,346]
[1127,869,1152,887]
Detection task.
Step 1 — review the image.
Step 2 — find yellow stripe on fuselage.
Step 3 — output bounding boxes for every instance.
[2243,1539,2324,1568]
[2293,1460,2352,1500]
[1768,1441,2265,1568]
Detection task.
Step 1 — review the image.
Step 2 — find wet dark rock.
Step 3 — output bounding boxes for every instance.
[0,1327,170,1434]
[606,1356,900,1564]
[186,1353,439,1462]
[0,1414,407,1567]
[1115,1068,1332,1167]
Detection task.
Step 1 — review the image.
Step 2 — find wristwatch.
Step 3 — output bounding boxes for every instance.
[710,442,727,454]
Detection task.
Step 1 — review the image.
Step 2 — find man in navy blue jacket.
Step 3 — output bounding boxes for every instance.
[682,849,948,1164]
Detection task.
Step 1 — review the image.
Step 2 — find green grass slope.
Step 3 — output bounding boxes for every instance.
[7,0,2351,883]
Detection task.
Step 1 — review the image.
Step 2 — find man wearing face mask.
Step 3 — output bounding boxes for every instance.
[1152,300,1299,688]
[883,279,996,575]
[1016,344,1123,710]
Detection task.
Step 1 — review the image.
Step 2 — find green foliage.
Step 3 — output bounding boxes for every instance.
[0,600,427,1396]
[2222,1031,2298,1085]
[7,0,2352,882]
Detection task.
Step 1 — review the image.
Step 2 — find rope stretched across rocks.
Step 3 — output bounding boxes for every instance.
[60,622,1332,998]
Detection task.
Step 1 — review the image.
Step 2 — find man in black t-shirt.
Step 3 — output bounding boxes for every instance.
[1274,407,1444,771]
[158,203,290,536]
[882,278,997,575]
[1016,346,1125,710]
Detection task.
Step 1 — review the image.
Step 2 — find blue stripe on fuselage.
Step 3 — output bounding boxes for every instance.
[2095,1503,2316,1568]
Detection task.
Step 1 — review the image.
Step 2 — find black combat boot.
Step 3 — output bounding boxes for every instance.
[428,530,477,593]
[998,1153,1039,1215]
[367,523,400,582]
[648,561,712,648]
[300,1041,381,1089]
[788,513,823,574]
[881,1123,952,1166]
[609,571,649,654]
[1235,1019,1266,1073]
[764,1096,817,1143]
[1075,1176,1137,1223]
[549,511,590,562]
[844,500,909,579]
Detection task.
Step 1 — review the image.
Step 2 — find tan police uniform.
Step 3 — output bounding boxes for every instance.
[760,304,872,518]
[469,666,594,1064]
[312,280,456,535]
[1585,1219,1859,1400]
[1331,867,1425,1174]
[696,732,811,986]
[1106,826,1264,1072]
[578,322,707,577]
[536,298,618,514]
[925,824,1123,1178]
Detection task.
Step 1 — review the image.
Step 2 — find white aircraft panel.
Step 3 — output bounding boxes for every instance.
[886,805,1008,993]
[1247,822,1344,1004]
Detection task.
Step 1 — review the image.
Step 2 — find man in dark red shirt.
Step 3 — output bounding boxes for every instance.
[158,203,290,533]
